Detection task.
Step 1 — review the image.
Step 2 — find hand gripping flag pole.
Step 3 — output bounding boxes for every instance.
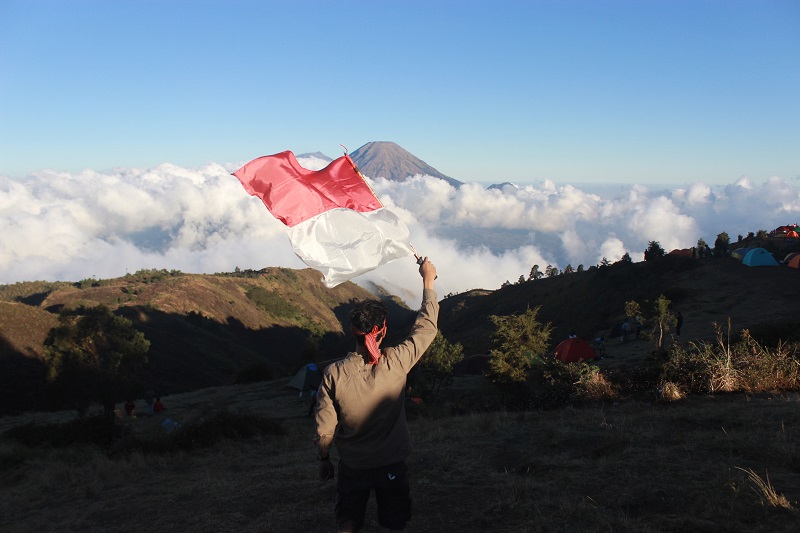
[339,145,434,276]
[233,147,420,288]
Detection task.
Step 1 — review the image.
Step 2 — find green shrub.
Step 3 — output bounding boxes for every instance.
[246,286,300,319]
[416,332,464,398]
[487,306,553,386]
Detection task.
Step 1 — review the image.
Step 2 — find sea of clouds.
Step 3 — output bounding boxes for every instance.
[2,156,798,305]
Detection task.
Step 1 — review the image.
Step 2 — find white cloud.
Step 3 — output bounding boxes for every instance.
[2,159,799,306]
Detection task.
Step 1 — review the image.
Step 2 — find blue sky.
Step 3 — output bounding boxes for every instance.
[1,0,798,185]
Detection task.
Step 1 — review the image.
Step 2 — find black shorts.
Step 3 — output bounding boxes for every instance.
[336,461,411,532]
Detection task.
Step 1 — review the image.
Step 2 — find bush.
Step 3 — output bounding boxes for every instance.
[246,286,301,319]
[416,332,463,398]
[529,359,618,408]
[658,325,800,394]
[487,306,553,386]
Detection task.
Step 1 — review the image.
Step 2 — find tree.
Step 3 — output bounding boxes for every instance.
[756,229,768,240]
[416,332,464,398]
[545,265,559,277]
[652,295,674,349]
[488,307,553,385]
[563,264,574,274]
[45,305,150,417]
[529,264,542,280]
[577,264,585,272]
[697,238,707,249]
[517,275,526,285]
[714,232,730,257]
[617,253,632,264]
[624,300,643,320]
[599,257,610,268]
[644,241,666,261]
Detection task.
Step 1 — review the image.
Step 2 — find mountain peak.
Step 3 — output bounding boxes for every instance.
[350,142,462,187]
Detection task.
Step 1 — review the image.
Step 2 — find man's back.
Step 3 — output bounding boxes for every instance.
[316,289,438,468]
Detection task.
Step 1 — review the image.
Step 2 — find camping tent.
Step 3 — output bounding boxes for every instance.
[782,252,800,263]
[731,247,753,261]
[287,363,323,393]
[742,248,779,267]
[554,338,597,363]
[788,255,800,270]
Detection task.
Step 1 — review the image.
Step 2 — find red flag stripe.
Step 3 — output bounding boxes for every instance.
[233,151,383,228]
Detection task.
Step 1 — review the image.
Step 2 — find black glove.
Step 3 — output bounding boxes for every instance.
[319,458,335,481]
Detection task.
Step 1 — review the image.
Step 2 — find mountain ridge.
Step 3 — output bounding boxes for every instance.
[350,141,462,187]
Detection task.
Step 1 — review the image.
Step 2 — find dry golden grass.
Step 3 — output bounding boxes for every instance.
[2,378,799,532]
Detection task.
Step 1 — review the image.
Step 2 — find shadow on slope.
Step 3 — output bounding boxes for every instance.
[0,335,48,415]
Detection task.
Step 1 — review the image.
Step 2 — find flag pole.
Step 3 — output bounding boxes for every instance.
[341,144,383,207]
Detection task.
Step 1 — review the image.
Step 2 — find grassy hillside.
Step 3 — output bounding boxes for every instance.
[1,254,799,531]
[0,268,416,414]
[2,255,798,414]
[1,378,797,532]
[439,255,800,358]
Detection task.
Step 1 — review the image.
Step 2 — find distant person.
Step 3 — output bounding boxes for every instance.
[635,316,643,339]
[124,399,136,417]
[676,312,684,337]
[144,389,155,417]
[153,397,166,414]
[315,257,438,533]
[621,318,632,343]
[593,337,606,358]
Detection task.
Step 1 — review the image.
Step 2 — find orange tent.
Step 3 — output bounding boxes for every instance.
[554,338,597,363]
[788,256,800,269]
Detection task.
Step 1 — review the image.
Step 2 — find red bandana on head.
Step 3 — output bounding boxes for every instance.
[353,320,387,365]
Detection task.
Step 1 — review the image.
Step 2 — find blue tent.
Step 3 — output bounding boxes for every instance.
[742,248,779,267]
[288,363,323,393]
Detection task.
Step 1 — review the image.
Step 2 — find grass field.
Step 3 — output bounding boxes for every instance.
[1,376,798,532]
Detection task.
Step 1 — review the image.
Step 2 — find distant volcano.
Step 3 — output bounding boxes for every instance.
[350,141,462,187]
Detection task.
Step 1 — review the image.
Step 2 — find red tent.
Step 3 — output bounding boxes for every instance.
[554,338,597,363]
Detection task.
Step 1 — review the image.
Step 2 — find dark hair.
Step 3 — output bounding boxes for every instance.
[349,300,388,342]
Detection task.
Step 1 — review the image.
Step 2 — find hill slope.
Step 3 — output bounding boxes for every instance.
[438,256,800,359]
[3,256,799,414]
[0,268,416,414]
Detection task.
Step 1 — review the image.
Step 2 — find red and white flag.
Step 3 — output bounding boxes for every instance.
[234,151,414,288]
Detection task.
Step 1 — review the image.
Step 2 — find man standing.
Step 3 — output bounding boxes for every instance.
[315,257,438,532]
